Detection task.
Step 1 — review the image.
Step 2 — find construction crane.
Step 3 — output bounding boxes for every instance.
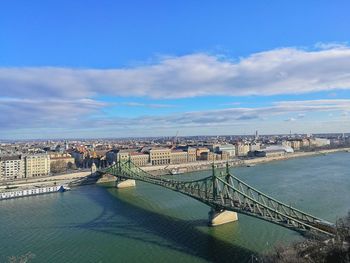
[172,131,179,148]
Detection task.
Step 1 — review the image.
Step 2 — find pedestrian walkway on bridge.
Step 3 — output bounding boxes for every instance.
[103,160,335,238]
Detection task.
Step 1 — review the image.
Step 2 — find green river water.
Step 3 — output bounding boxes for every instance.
[0,152,349,263]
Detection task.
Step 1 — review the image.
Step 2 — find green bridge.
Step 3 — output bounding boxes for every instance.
[102,160,335,238]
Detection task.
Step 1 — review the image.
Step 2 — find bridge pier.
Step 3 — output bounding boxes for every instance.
[116,179,136,188]
[208,208,238,226]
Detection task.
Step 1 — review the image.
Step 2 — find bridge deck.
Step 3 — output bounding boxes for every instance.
[104,160,335,237]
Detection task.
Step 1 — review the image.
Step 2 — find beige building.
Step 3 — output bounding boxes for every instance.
[149,148,171,165]
[130,152,149,166]
[202,152,222,162]
[0,155,25,180]
[285,140,302,150]
[25,154,50,178]
[116,150,133,162]
[221,151,230,161]
[301,138,310,148]
[170,150,188,164]
[310,138,331,147]
[235,143,250,156]
[196,147,210,160]
[116,150,150,166]
[187,147,197,162]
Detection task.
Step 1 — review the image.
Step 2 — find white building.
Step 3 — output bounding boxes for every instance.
[265,145,294,153]
[216,144,236,157]
[310,138,331,147]
[0,155,25,180]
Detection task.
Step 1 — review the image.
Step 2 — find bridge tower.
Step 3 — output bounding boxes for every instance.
[208,163,238,226]
[104,159,335,236]
[91,163,97,175]
[115,158,136,189]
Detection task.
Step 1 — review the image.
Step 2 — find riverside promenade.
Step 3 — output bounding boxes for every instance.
[0,170,91,190]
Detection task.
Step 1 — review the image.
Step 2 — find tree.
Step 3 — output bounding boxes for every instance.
[261,212,350,263]
[50,160,67,174]
[67,161,76,170]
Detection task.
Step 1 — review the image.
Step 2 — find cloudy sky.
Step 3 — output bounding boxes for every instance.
[1,1,350,139]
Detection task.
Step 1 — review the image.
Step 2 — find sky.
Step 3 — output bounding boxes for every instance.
[1,0,350,139]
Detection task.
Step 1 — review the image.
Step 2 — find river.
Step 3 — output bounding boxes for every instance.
[0,152,349,262]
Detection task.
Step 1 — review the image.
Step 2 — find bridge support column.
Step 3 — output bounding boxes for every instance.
[208,209,238,226]
[116,179,136,189]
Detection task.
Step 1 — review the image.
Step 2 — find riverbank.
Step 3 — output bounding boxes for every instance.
[2,151,349,262]
[1,147,348,187]
[0,171,91,190]
[142,147,350,175]
[244,147,350,166]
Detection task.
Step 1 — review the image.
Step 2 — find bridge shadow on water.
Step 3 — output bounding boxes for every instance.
[74,184,256,263]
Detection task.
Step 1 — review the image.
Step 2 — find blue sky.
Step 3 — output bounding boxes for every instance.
[0,1,350,139]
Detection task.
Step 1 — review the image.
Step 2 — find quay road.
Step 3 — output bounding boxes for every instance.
[0,170,91,190]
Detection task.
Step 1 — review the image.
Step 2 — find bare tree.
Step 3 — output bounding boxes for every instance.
[50,160,67,174]
[261,212,350,263]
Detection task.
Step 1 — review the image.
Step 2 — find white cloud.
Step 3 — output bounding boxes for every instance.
[1,98,349,133]
[285,117,296,122]
[314,42,348,50]
[0,97,106,129]
[1,45,350,99]
[121,102,177,108]
[84,99,350,130]
[1,98,349,138]
[1,44,350,138]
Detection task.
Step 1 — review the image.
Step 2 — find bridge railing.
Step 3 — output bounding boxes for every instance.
[225,172,329,224]
[104,160,335,236]
[212,175,334,235]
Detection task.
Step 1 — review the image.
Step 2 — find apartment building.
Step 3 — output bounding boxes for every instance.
[187,147,197,162]
[221,151,230,161]
[0,155,25,180]
[170,150,188,164]
[284,139,302,150]
[310,138,331,147]
[116,150,131,162]
[235,143,250,156]
[196,147,210,160]
[1,153,50,180]
[25,154,50,178]
[149,148,171,165]
[249,142,261,152]
[216,144,236,157]
[129,152,149,166]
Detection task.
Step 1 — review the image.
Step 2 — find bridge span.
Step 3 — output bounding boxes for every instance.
[102,160,335,237]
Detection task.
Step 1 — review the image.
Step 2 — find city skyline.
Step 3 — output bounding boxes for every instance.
[1,1,350,139]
